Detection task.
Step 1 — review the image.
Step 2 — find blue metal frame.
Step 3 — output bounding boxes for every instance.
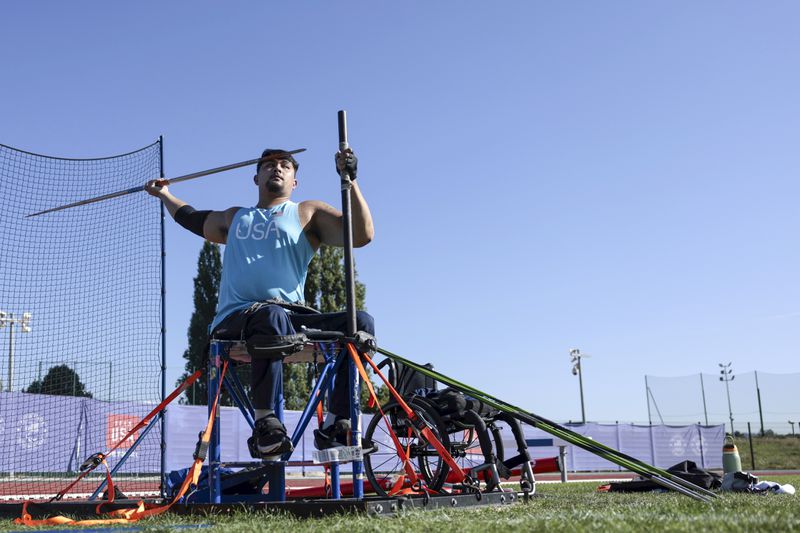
[204,339,363,503]
[88,414,163,501]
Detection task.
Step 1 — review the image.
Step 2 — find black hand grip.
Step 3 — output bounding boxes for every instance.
[302,328,346,341]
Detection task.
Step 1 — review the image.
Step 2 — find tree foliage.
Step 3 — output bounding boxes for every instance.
[25,365,93,398]
[290,244,387,412]
[178,241,222,405]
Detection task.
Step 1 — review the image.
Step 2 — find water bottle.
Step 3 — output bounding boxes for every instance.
[722,433,742,473]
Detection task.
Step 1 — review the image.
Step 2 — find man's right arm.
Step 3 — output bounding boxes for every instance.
[144,180,236,244]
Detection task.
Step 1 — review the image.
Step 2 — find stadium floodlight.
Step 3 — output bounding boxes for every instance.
[569,348,590,424]
[0,311,32,392]
[21,312,32,333]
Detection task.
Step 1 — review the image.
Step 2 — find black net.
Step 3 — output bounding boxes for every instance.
[646,371,800,436]
[0,142,162,501]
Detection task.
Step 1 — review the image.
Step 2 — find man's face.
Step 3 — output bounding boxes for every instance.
[255,158,297,195]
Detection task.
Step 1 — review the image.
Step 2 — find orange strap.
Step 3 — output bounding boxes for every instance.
[16,364,226,527]
[48,369,204,503]
[350,344,468,481]
[346,344,420,485]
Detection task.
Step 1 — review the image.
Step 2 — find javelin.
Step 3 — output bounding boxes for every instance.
[26,148,306,218]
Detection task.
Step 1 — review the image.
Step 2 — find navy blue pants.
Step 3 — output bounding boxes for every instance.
[212,305,375,417]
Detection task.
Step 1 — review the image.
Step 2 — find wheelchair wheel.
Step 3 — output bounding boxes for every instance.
[363,397,451,497]
[448,422,500,471]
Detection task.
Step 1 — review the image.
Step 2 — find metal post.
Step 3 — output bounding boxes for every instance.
[755,371,765,437]
[8,316,14,392]
[338,110,363,499]
[720,363,735,434]
[159,135,168,499]
[724,380,734,434]
[747,422,756,470]
[570,349,588,424]
[577,358,586,424]
[645,376,652,425]
[208,342,221,504]
[699,373,709,426]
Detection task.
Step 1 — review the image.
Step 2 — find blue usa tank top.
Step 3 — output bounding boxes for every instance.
[211,201,315,330]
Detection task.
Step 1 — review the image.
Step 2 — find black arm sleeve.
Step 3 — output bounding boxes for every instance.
[174,205,211,238]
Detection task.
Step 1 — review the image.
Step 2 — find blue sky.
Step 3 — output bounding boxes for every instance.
[2,1,798,427]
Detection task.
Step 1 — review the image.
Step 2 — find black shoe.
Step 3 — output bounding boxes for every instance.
[248,415,293,459]
[314,418,378,454]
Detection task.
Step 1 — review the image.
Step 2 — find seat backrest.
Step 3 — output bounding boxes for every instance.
[393,361,436,396]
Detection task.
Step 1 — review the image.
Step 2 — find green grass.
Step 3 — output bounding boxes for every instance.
[735,436,800,470]
[3,477,798,532]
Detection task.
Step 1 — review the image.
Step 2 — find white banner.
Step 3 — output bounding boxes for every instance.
[164,406,725,474]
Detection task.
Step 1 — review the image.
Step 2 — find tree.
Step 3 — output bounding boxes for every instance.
[284,244,387,412]
[25,365,93,398]
[178,241,222,405]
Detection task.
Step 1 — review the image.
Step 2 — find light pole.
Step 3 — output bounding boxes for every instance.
[0,311,32,392]
[789,421,795,437]
[719,362,735,434]
[570,348,590,424]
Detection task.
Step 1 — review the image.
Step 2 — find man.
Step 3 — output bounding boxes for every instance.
[145,147,375,458]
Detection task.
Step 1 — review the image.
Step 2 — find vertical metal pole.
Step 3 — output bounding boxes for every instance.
[337,111,358,338]
[158,135,168,499]
[645,376,652,425]
[577,356,586,424]
[697,424,706,469]
[208,343,221,504]
[337,110,363,499]
[755,371,765,437]
[724,376,734,434]
[747,422,756,470]
[271,378,286,502]
[700,373,709,426]
[8,317,14,392]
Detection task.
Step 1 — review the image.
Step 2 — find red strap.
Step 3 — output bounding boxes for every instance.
[350,344,468,481]
[347,344,420,484]
[47,369,203,503]
[15,366,223,527]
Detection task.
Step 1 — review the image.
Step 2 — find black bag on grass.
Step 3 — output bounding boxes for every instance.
[603,460,721,492]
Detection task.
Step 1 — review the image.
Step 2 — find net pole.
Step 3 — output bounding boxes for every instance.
[159,135,167,499]
[700,373,709,425]
[755,371,765,436]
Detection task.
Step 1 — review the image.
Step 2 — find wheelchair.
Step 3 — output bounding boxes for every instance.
[363,359,536,497]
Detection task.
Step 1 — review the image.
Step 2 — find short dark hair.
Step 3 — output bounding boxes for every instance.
[257,149,299,173]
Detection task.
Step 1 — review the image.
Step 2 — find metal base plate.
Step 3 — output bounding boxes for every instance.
[0,491,520,520]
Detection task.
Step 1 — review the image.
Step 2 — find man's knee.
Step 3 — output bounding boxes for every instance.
[356,311,375,335]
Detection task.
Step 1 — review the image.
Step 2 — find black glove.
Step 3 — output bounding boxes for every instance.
[336,150,358,180]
